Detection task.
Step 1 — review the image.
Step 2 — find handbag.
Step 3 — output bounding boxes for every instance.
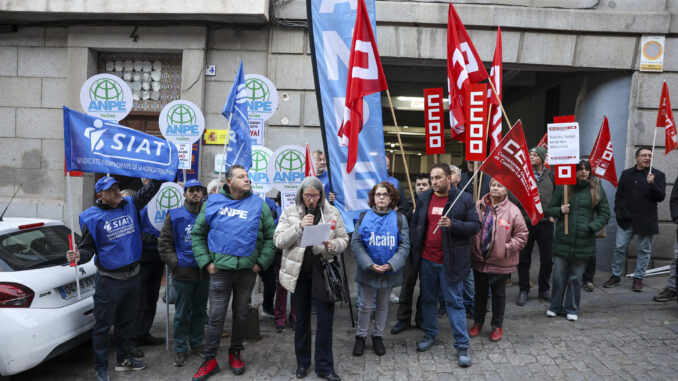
[314,255,349,304]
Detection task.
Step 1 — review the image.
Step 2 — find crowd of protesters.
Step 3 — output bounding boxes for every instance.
[65,144,677,381]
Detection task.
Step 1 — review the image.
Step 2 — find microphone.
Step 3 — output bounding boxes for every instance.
[306,206,315,217]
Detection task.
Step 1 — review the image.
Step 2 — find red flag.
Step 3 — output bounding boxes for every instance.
[488,27,503,152]
[424,88,445,155]
[657,82,678,155]
[589,116,618,187]
[447,3,489,143]
[337,0,388,173]
[479,120,544,225]
[465,83,488,161]
[535,132,551,169]
[305,144,316,177]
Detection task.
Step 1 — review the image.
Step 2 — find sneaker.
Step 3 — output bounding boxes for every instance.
[468,322,482,338]
[276,325,286,333]
[437,303,447,318]
[229,351,245,376]
[489,327,503,342]
[114,357,147,372]
[352,336,365,357]
[566,314,578,321]
[457,348,472,367]
[538,290,551,302]
[603,275,621,288]
[261,307,275,318]
[416,336,439,352]
[128,345,144,359]
[389,292,399,303]
[96,370,109,381]
[372,335,386,356]
[632,277,643,292]
[653,287,677,302]
[545,309,557,317]
[516,291,528,306]
[390,320,410,335]
[193,358,220,381]
[583,282,595,292]
[174,351,188,367]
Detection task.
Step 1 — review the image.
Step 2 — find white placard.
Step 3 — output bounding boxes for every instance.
[159,100,205,145]
[80,74,133,122]
[267,145,306,192]
[146,182,185,231]
[281,191,296,211]
[177,143,192,170]
[547,122,580,165]
[249,118,264,146]
[300,224,332,247]
[244,74,278,121]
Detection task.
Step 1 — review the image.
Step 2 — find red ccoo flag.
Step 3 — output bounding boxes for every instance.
[589,116,618,187]
[479,120,544,225]
[337,0,388,173]
[488,27,503,152]
[447,3,489,143]
[305,144,316,177]
[657,82,678,155]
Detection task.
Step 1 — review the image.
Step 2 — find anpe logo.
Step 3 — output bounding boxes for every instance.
[165,104,198,135]
[158,100,205,145]
[218,207,249,219]
[80,74,132,122]
[90,78,124,102]
[154,187,183,223]
[251,150,270,172]
[243,74,278,121]
[275,149,304,172]
[267,145,305,192]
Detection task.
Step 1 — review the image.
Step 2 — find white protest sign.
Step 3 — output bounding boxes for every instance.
[159,100,206,145]
[146,182,185,231]
[547,122,580,165]
[267,145,306,192]
[281,191,296,211]
[244,74,278,121]
[249,118,264,146]
[80,74,133,122]
[177,143,192,170]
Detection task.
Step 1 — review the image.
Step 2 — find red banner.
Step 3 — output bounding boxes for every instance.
[589,116,618,187]
[657,82,678,155]
[479,120,544,225]
[424,88,445,155]
[464,83,488,161]
[553,115,577,185]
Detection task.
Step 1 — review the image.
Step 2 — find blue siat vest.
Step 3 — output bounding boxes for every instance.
[139,205,160,250]
[358,210,400,266]
[79,196,142,270]
[169,206,199,268]
[204,193,263,257]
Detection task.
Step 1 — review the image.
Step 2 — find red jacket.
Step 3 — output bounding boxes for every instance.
[471,194,528,274]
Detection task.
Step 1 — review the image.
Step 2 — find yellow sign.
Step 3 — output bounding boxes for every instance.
[203,129,229,145]
[640,36,664,72]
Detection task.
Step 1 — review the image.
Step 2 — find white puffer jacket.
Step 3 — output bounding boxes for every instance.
[274,202,348,293]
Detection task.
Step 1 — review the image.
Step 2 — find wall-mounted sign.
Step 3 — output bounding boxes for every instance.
[640,35,665,72]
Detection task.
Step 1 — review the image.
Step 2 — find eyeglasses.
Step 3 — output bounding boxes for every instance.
[303,194,320,200]
[374,193,390,199]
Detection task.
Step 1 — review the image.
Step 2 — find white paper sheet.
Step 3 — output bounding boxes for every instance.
[300,223,332,247]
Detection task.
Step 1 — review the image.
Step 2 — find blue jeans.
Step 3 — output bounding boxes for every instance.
[611,226,653,279]
[420,259,469,350]
[463,271,474,313]
[549,256,587,315]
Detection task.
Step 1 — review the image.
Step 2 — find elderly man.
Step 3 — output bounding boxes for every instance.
[66,176,161,381]
[191,165,276,379]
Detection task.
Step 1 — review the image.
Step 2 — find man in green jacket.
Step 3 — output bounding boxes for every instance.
[191,165,276,380]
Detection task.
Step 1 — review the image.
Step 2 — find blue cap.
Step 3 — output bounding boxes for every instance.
[95,176,119,193]
[184,179,202,189]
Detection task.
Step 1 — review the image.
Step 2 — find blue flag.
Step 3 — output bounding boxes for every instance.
[64,106,179,181]
[222,61,252,171]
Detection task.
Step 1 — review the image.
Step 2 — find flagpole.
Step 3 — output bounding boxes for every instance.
[472,161,479,202]
[66,172,81,300]
[432,168,479,235]
[216,114,233,184]
[487,78,512,130]
[649,127,658,174]
[386,89,416,210]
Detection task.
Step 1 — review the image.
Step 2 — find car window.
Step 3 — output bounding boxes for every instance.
[0,226,80,271]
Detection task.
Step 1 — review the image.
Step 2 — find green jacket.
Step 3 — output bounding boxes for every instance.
[546,180,610,260]
[192,189,276,271]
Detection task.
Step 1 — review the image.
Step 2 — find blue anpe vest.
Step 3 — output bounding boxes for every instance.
[79,196,142,270]
[139,205,160,250]
[358,210,400,266]
[204,193,263,257]
[169,206,199,268]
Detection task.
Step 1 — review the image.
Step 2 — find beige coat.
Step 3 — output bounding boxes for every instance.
[274,202,348,294]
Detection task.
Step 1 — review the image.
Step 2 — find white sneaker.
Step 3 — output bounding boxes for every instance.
[389,292,400,304]
[546,310,557,317]
[566,314,578,321]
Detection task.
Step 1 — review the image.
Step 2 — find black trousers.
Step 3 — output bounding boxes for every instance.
[135,260,164,339]
[258,264,276,311]
[396,257,423,324]
[473,271,508,328]
[518,221,554,293]
[583,255,596,283]
[293,270,335,375]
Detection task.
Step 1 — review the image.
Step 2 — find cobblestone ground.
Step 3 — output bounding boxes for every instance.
[13,271,678,381]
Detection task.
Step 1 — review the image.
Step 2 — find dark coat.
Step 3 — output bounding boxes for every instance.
[158,200,209,282]
[670,175,678,225]
[547,180,610,261]
[614,167,666,235]
[410,187,481,283]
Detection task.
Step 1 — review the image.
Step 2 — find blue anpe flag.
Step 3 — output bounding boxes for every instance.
[63,106,179,181]
[222,61,252,171]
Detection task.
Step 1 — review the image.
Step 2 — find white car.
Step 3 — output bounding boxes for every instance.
[0,218,97,377]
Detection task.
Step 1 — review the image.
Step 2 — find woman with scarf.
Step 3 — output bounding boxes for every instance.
[351,182,410,357]
[546,160,610,321]
[469,178,528,342]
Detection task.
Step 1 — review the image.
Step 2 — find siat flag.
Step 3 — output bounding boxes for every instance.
[63,106,178,181]
[222,61,252,171]
[589,116,618,187]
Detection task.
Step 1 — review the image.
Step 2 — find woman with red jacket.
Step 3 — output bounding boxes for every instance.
[468,179,529,342]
